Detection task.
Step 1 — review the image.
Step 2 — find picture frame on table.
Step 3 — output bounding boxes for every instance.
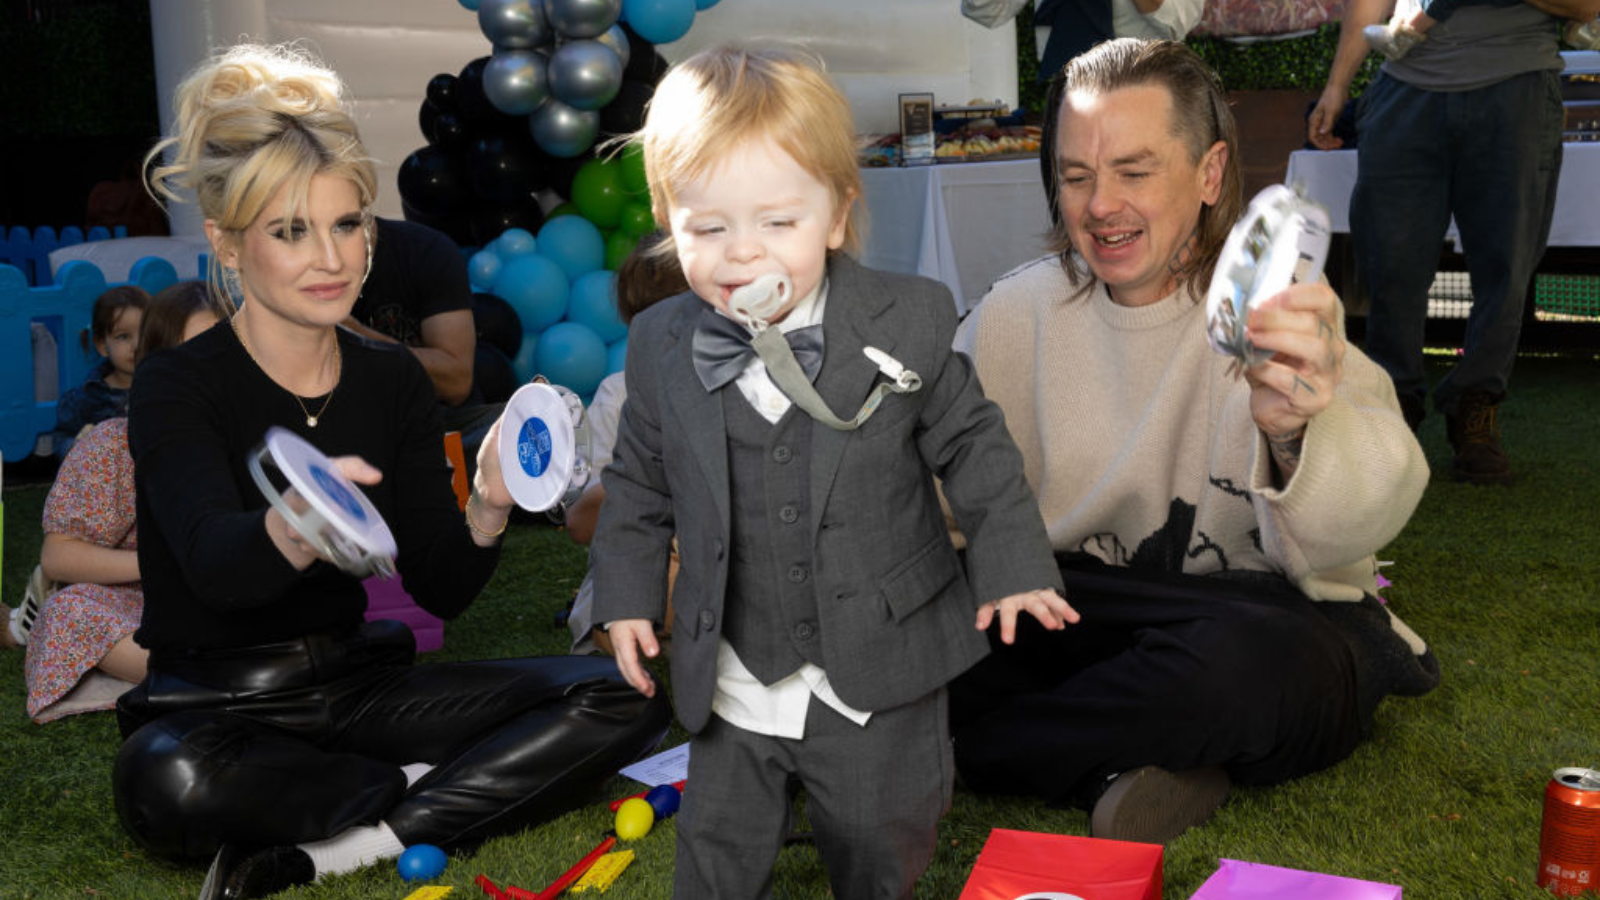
[899,92,935,167]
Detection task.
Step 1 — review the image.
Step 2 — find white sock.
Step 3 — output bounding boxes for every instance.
[298,821,406,878]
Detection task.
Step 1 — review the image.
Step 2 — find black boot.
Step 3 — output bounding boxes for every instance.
[198,844,315,900]
[1446,390,1513,485]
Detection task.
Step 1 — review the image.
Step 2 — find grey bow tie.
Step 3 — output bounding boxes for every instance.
[692,307,824,392]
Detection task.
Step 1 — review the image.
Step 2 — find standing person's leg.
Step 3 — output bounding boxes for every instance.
[1351,75,1454,431]
[800,690,949,900]
[1434,70,1564,482]
[672,718,795,900]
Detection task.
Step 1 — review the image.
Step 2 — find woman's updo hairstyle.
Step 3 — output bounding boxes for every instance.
[145,43,379,311]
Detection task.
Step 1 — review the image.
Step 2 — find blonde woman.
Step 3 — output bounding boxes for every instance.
[114,44,668,900]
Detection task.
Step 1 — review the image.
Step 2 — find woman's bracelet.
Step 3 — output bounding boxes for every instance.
[465,492,509,541]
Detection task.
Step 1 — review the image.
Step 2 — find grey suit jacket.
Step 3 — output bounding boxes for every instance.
[591,255,1062,733]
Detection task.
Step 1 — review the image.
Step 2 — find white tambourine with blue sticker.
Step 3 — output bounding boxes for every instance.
[247,426,399,579]
[1205,183,1331,371]
[499,381,593,515]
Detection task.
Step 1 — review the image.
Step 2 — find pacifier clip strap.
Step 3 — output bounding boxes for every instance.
[749,327,921,432]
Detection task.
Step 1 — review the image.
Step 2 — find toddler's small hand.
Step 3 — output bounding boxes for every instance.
[608,619,659,697]
[976,589,1080,645]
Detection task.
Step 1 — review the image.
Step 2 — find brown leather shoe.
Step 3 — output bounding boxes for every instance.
[1447,391,1513,485]
[1089,765,1230,845]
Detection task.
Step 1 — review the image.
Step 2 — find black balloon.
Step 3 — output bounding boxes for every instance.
[472,344,519,405]
[426,73,459,110]
[398,145,471,215]
[472,292,524,358]
[470,196,548,247]
[433,111,469,151]
[600,78,654,138]
[419,98,443,144]
[618,23,669,84]
[469,133,544,204]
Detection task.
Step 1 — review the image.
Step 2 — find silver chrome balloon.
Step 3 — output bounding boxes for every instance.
[543,0,622,39]
[548,40,624,111]
[531,98,600,157]
[484,49,551,116]
[478,0,553,50]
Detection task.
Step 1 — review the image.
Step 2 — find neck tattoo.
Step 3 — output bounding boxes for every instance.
[230,314,340,428]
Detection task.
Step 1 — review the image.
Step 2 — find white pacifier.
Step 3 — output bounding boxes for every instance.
[498,380,593,517]
[1205,183,1331,371]
[247,426,399,579]
[727,272,793,332]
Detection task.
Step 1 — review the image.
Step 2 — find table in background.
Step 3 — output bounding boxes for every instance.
[859,159,1052,314]
[1285,145,1600,248]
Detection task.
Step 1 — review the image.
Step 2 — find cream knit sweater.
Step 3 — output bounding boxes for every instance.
[956,256,1432,653]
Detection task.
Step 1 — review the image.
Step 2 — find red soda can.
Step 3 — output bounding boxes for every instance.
[1538,767,1600,896]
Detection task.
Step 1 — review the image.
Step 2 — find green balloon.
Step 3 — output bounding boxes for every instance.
[572,158,627,229]
[619,200,656,237]
[620,143,649,195]
[605,229,640,270]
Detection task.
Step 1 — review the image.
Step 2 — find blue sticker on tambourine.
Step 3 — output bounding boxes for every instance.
[518,417,553,477]
[310,463,368,522]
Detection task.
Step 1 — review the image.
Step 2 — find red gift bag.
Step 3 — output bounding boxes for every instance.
[958,828,1163,900]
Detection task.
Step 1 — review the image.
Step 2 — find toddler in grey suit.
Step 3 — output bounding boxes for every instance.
[591,43,1075,900]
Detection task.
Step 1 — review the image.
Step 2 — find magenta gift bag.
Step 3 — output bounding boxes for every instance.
[1189,859,1401,899]
[958,828,1163,900]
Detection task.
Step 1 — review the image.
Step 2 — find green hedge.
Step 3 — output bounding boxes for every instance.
[1015,18,1382,115]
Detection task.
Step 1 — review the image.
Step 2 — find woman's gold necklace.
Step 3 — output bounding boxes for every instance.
[230,314,340,428]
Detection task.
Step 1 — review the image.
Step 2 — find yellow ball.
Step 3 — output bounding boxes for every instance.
[614,797,655,840]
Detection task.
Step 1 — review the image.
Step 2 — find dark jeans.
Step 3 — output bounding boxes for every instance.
[1351,70,1564,416]
[113,620,671,859]
[949,556,1438,805]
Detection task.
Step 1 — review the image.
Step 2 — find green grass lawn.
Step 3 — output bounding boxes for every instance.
[2,351,1598,900]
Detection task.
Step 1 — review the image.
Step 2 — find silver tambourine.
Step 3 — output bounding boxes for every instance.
[247,426,399,579]
[1205,183,1331,371]
[498,380,593,517]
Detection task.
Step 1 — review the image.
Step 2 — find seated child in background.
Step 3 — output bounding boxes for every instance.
[52,285,148,460]
[565,231,688,656]
[16,282,223,723]
[589,44,1077,900]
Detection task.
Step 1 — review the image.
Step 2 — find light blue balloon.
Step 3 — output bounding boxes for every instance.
[535,321,609,396]
[493,254,571,331]
[606,336,628,374]
[620,0,696,44]
[459,0,482,9]
[468,249,503,290]
[567,270,627,343]
[512,332,541,383]
[537,215,606,280]
[495,227,538,258]
[694,0,719,8]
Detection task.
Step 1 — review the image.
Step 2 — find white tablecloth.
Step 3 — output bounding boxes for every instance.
[859,159,1053,314]
[1285,144,1600,248]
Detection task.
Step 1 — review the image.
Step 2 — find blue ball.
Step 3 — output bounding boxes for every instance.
[694,0,720,8]
[495,227,538,258]
[606,336,628,374]
[620,0,696,44]
[458,0,481,9]
[537,216,606,281]
[567,270,627,344]
[645,783,681,819]
[535,322,609,396]
[468,249,503,291]
[494,254,570,332]
[397,844,448,881]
